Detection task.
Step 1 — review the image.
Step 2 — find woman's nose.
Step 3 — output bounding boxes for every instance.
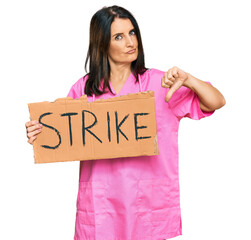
[126,35,134,47]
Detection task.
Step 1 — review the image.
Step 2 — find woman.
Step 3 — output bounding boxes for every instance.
[26,5,225,240]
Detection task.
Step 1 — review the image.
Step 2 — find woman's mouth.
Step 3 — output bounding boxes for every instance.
[127,49,136,54]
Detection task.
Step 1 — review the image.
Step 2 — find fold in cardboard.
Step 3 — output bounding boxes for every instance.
[28,91,159,163]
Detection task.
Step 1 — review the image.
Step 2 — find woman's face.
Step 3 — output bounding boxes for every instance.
[108,18,138,65]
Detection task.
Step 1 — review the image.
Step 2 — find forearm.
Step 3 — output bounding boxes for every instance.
[183,73,226,111]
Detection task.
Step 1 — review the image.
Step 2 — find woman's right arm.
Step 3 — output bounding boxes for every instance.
[25,120,42,144]
[26,76,84,145]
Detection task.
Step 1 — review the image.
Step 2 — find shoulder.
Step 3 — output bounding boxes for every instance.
[141,68,165,79]
[67,74,89,99]
[145,68,189,93]
[148,68,165,76]
[139,68,165,87]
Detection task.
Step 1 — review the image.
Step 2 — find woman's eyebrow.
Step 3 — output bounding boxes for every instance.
[112,28,135,37]
[112,32,122,37]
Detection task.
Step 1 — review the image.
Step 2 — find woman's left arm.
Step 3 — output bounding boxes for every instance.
[162,66,226,112]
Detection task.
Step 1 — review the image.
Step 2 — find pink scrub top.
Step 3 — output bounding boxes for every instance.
[67,68,215,240]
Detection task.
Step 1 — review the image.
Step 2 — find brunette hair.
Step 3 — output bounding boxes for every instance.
[84,5,147,96]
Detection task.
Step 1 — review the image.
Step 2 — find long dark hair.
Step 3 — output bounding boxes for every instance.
[84,5,147,97]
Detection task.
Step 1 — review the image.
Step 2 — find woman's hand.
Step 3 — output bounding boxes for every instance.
[161,66,189,102]
[162,66,226,111]
[25,120,42,144]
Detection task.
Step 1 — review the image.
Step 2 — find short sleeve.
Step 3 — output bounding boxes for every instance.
[67,85,79,99]
[168,81,215,120]
[67,76,87,99]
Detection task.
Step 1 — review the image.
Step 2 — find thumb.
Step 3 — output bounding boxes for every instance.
[165,87,175,102]
[165,80,184,102]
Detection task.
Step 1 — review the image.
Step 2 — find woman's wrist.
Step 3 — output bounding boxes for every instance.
[183,72,197,90]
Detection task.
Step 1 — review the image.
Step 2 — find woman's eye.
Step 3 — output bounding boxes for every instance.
[115,35,122,40]
[130,30,136,35]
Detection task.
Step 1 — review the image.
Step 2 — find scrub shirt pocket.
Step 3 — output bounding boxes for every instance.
[136,178,179,222]
[76,181,107,225]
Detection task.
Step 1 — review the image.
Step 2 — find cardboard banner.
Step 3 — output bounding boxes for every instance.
[28,91,159,163]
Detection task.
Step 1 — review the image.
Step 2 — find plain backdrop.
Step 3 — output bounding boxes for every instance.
[1,0,250,239]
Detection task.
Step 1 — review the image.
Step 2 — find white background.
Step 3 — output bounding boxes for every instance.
[0,0,250,239]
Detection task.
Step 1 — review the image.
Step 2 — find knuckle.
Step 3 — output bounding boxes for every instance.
[28,126,33,133]
[25,121,31,128]
[29,137,35,144]
[32,120,38,126]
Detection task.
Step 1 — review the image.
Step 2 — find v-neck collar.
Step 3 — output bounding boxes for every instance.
[109,72,134,96]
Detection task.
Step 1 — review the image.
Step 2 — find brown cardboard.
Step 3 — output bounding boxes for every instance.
[28,91,159,163]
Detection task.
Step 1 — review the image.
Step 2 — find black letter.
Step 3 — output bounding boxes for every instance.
[61,112,78,146]
[39,112,61,149]
[107,112,111,142]
[82,110,102,145]
[115,111,129,143]
[134,113,151,140]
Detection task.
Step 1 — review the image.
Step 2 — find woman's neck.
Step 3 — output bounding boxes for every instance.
[109,62,131,84]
